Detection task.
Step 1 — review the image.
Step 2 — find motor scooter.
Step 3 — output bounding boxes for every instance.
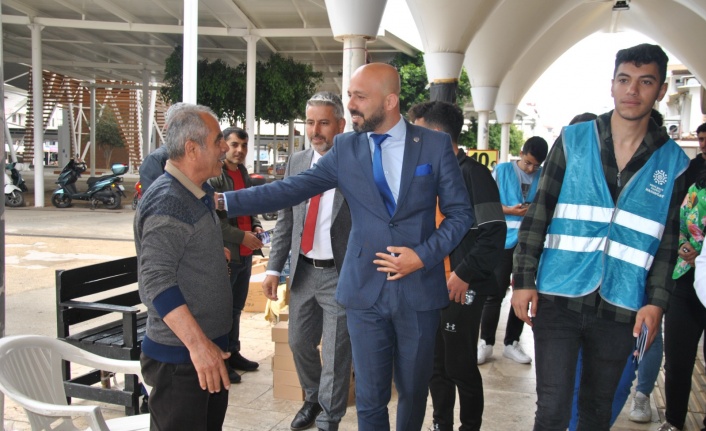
[131,181,143,210]
[51,159,127,210]
[4,162,26,207]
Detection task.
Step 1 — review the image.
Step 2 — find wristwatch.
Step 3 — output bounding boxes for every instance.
[216,194,225,211]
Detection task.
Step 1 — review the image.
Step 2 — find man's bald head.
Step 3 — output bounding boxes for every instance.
[347,63,402,133]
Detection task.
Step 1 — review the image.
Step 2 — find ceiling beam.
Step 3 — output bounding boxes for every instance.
[150,0,183,23]
[3,0,39,17]
[2,15,332,38]
[216,0,277,52]
[50,0,86,18]
[4,57,153,70]
[93,0,139,24]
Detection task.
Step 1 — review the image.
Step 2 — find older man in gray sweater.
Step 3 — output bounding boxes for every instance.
[135,104,232,431]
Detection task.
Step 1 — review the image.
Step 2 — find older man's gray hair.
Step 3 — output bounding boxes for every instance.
[165,104,218,160]
[306,91,344,120]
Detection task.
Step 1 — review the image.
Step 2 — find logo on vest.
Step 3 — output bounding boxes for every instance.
[653,170,668,186]
[444,323,456,333]
[645,170,667,198]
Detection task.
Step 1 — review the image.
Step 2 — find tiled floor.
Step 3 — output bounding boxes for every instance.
[6,291,701,430]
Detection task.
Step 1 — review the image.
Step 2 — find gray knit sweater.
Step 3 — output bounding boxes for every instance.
[134,162,232,363]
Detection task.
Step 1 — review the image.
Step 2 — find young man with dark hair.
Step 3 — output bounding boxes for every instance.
[477,136,548,365]
[209,127,263,384]
[512,43,688,430]
[408,101,505,431]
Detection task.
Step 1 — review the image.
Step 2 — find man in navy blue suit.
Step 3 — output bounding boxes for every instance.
[218,63,473,430]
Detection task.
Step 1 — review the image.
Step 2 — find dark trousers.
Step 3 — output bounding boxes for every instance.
[480,246,524,346]
[141,354,229,431]
[429,295,486,431]
[347,282,440,431]
[228,254,252,353]
[532,295,633,431]
[664,269,706,430]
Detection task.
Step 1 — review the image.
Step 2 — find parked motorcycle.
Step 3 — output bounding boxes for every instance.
[4,162,26,207]
[131,181,143,210]
[51,159,127,210]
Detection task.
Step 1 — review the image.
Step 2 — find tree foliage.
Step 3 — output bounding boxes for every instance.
[95,109,124,168]
[255,53,322,125]
[458,118,524,155]
[390,52,471,115]
[161,47,321,125]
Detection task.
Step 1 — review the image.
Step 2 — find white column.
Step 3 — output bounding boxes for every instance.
[244,35,259,171]
[182,0,198,103]
[495,104,517,162]
[30,23,45,207]
[90,85,96,176]
[500,123,510,163]
[341,37,367,132]
[142,70,152,161]
[477,111,489,150]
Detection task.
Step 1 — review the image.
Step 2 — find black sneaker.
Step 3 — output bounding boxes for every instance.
[228,352,259,371]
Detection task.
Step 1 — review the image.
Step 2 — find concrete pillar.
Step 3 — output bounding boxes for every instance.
[325,0,387,132]
[424,52,464,104]
[90,85,96,176]
[340,37,367,131]
[142,70,151,161]
[495,104,517,162]
[244,35,259,171]
[471,86,498,150]
[182,0,198,103]
[30,23,44,207]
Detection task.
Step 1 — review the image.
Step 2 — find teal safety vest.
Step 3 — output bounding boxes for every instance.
[537,121,689,311]
[495,161,541,249]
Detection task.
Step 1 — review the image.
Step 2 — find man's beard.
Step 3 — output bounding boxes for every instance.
[351,107,385,133]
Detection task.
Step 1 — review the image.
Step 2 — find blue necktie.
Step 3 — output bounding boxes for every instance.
[371,133,396,216]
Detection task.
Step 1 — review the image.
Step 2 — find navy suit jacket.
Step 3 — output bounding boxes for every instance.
[224,121,474,311]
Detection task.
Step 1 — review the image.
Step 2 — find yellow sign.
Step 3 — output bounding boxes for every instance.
[466,149,499,170]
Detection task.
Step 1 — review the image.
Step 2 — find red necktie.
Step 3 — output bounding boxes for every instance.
[301,194,322,254]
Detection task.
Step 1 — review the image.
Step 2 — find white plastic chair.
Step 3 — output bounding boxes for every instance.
[0,335,150,431]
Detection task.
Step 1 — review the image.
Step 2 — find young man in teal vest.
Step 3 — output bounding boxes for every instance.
[511,43,689,430]
[477,137,547,365]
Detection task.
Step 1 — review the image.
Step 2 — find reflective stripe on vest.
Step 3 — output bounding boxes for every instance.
[537,120,688,311]
[495,161,540,249]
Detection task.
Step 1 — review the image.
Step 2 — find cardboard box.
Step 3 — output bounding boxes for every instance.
[251,262,267,275]
[272,354,297,372]
[279,307,289,321]
[271,321,289,343]
[243,272,268,312]
[274,341,293,357]
[273,384,305,401]
[273,369,302,387]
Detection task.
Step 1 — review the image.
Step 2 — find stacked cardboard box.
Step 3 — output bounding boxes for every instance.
[271,321,305,401]
[243,257,269,313]
[271,320,356,405]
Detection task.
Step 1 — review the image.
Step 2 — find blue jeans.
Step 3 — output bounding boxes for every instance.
[532,295,634,431]
[228,255,252,353]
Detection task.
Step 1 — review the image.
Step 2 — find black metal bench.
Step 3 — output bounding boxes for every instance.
[56,256,144,415]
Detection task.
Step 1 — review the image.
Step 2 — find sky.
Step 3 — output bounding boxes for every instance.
[380,1,681,130]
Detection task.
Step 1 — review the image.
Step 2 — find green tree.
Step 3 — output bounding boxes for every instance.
[390,52,471,115]
[161,46,245,123]
[161,49,320,126]
[95,109,124,168]
[458,119,524,155]
[255,53,322,125]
